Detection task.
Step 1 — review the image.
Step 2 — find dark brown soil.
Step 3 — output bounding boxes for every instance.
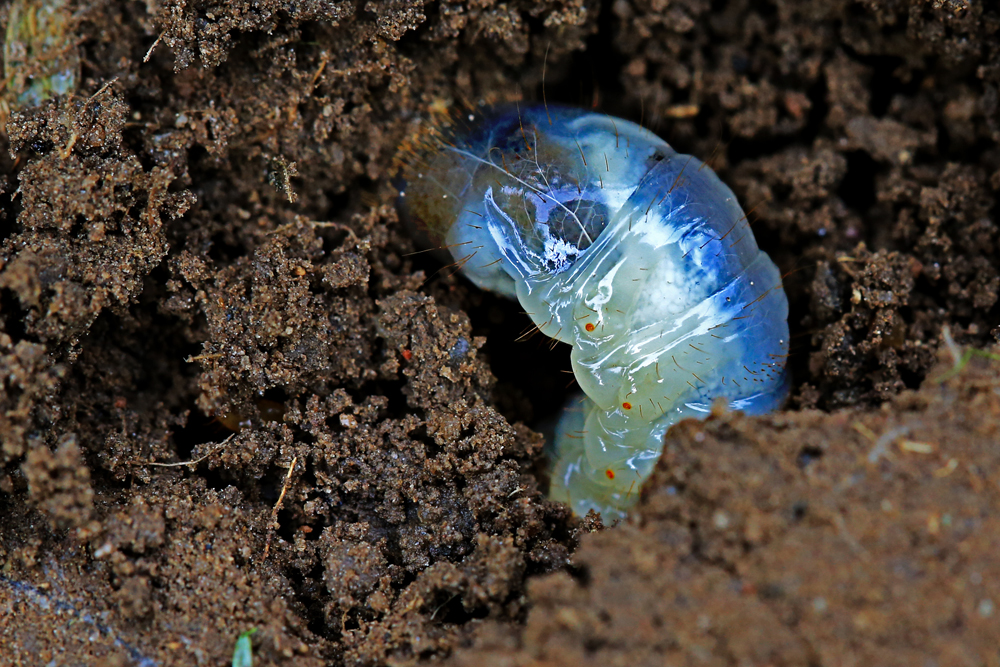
[448,348,1000,666]
[0,0,998,665]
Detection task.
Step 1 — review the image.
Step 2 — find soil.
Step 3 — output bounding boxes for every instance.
[0,0,998,665]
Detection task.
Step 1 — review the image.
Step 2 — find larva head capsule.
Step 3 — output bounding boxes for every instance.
[396,103,790,521]
[398,105,671,310]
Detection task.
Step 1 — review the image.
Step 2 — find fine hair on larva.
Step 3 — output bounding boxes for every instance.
[396,102,790,522]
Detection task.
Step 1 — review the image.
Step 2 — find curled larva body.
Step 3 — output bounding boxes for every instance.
[397,104,789,521]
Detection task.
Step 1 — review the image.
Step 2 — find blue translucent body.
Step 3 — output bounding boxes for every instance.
[398,104,789,520]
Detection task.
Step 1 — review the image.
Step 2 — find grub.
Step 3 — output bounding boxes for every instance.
[1,0,999,664]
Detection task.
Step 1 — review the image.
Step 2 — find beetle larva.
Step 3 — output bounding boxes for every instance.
[397,103,789,521]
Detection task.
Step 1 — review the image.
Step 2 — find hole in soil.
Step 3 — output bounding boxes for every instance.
[206,227,250,266]
[838,150,879,212]
[566,562,592,586]
[796,446,824,469]
[466,294,574,426]
[277,507,298,543]
[399,14,816,514]
[288,561,332,640]
[535,0,627,114]
[867,55,907,118]
[200,467,231,491]
[0,288,29,342]
[172,407,234,460]
[426,590,479,626]
[409,424,444,459]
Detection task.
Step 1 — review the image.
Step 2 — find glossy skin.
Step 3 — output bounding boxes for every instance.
[398,104,789,521]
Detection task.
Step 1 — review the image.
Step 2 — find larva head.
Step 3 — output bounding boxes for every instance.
[395,103,675,302]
